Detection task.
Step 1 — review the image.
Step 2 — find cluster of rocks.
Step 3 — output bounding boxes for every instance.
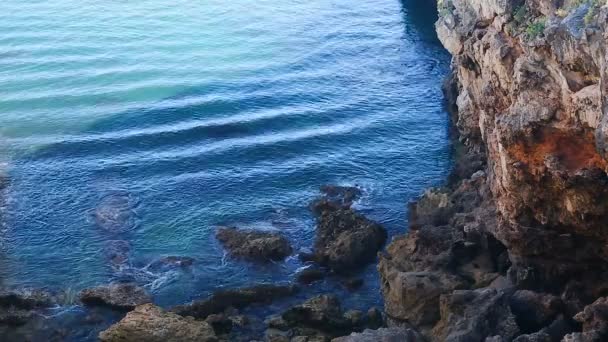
[216,185,387,276]
[264,294,384,341]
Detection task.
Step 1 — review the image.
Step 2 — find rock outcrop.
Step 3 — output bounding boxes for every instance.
[380,0,608,340]
[99,304,218,342]
[80,283,151,310]
[216,227,293,262]
[172,284,298,319]
[307,187,387,273]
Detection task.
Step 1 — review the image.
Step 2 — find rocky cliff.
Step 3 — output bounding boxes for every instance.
[379,0,608,341]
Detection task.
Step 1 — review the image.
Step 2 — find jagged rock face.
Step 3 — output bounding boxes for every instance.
[379,1,608,340]
[437,0,608,287]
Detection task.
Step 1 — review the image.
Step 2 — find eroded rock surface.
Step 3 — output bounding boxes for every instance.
[380,1,608,340]
[268,294,385,341]
[216,226,293,262]
[80,283,151,310]
[99,304,218,342]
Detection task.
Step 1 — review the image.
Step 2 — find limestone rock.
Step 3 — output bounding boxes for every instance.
[80,283,151,310]
[99,304,218,342]
[216,226,292,262]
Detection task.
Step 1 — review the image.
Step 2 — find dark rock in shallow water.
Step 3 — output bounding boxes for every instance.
[216,226,293,262]
[0,288,54,326]
[172,284,298,319]
[312,208,386,273]
[80,283,151,311]
[100,304,218,342]
[296,268,326,285]
[94,192,139,234]
[103,240,131,270]
[147,255,195,272]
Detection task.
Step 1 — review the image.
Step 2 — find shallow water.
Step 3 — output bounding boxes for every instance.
[0,0,449,337]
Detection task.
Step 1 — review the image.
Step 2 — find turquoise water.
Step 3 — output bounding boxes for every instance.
[0,0,449,336]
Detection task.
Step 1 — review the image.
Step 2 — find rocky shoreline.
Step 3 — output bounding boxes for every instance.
[374,0,608,341]
[3,1,608,341]
[0,185,394,341]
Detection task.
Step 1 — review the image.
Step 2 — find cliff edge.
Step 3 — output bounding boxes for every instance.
[380,0,608,341]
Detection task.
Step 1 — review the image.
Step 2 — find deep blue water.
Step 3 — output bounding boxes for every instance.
[0,0,449,338]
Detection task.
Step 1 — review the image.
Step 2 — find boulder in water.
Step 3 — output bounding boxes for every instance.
[80,283,151,311]
[99,304,218,342]
[311,208,386,272]
[216,226,292,262]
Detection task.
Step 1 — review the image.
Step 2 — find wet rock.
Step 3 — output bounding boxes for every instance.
[0,288,53,325]
[80,283,151,310]
[205,313,233,335]
[312,208,386,272]
[99,303,218,342]
[432,289,519,342]
[296,268,326,285]
[147,256,195,272]
[94,192,139,234]
[315,185,362,210]
[331,327,425,342]
[172,284,298,319]
[340,278,364,292]
[216,226,293,262]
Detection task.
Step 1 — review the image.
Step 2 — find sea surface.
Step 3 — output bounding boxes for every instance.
[0,0,450,338]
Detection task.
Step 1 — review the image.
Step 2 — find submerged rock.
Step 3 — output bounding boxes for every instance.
[310,185,362,215]
[147,255,195,272]
[99,304,218,342]
[94,192,139,234]
[172,284,298,319]
[216,226,293,262]
[80,283,151,310]
[103,240,131,270]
